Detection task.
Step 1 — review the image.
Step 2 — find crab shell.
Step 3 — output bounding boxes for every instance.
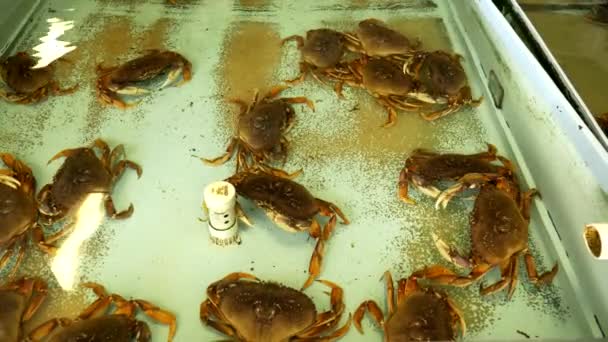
[44,148,112,214]
[238,101,295,153]
[213,280,317,341]
[300,29,346,68]
[355,19,414,56]
[227,172,318,232]
[46,315,151,342]
[0,52,54,94]
[388,290,455,341]
[0,181,37,247]
[412,51,467,97]
[104,50,190,87]
[471,184,528,265]
[360,58,414,96]
[406,149,501,186]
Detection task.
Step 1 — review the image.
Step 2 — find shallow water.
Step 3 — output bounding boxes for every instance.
[0,0,597,340]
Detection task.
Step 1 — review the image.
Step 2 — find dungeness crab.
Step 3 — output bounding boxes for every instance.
[354,271,465,341]
[27,282,176,341]
[0,52,77,104]
[201,86,314,177]
[226,169,349,289]
[37,139,142,237]
[403,50,482,120]
[398,144,513,205]
[415,174,559,299]
[0,277,47,342]
[96,49,192,109]
[0,154,55,277]
[200,272,351,341]
[343,19,420,60]
[282,29,348,86]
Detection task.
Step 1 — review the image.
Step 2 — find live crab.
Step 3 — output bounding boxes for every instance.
[226,169,349,289]
[96,49,192,109]
[415,173,559,299]
[37,139,142,240]
[201,86,314,177]
[354,271,465,341]
[0,51,78,104]
[0,153,55,277]
[27,282,176,341]
[398,144,514,205]
[200,272,351,341]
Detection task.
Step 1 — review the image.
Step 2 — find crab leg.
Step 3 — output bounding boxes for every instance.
[32,224,58,254]
[17,278,48,321]
[383,271,395,316]
[200,138,238,166]
[92,139,111,169]
[27,317,73,341]
[447,297,467,338]
[298,280,346,338]
[105,196,135,219]
[49,80,79,96]
[412,263,492,287]
[398,167,416,204]
[507,254,520,300]
[282,96,316,112]
[479,258,513,296]
[200,299,239,338]
[524,252,559,285]
[435,173,501,210]
[302,215,337,290]
[135,299,177,342]
[316,198,349,224]
[353,300,385,334]
[113,159,143,181]
[47,147,82,164]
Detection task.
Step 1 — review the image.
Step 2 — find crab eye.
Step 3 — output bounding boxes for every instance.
[253,300,279,321]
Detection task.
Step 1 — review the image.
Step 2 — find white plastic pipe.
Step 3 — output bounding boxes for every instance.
[203,181,240,246]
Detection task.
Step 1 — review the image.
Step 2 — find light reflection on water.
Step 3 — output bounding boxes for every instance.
[51,193,104,291]
[32,17,76,69]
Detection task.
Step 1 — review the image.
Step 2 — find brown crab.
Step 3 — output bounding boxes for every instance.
[27,282,176,341]
[354,271,465,342]
[331,56,435,127]
[37,139,142,236]
[403,50,482,120]
[398,144,514,205]
[201,86,314,177]
[414,175,559,300]
[96,49,192,109]
[281,29,349,87]
[226,169,349,289]
[200,272,351,341]
[0,277,47,342]
[0,154,55,277]
[0,51,78,104]
[343,19,420,60]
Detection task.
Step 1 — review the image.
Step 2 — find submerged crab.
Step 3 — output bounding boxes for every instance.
[201,86,314,177]
[27,282,176,341]
[200,272,351,341]
[398,144,514,205]
[354,271,465,341]
[414,175,559,299]
[404,50,482,120]
[37,139,142,234]
[96,49,192,109]
[0,52,78,104]
[226,169,349,289]
[343,18,420,60]
[0,154,55,277]
[0,277,47,342]
[282,29,349,87]
[332,57,436,127]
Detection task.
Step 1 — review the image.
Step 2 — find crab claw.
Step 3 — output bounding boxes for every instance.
[0,174,20,189]
[432,233,471,268]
